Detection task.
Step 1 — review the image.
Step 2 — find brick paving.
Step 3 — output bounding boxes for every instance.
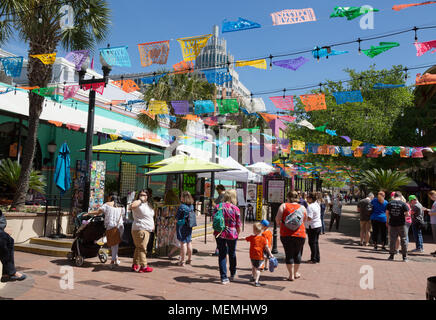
[1,204,435,300]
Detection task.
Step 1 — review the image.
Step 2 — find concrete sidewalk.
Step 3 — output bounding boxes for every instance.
[1,205,435,300]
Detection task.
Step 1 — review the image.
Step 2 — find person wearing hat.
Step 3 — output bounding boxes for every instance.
[261,220,272,270]
[409,195,425,253]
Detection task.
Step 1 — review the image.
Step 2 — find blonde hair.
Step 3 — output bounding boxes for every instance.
[223,189,237,205]
[253,222,263,234]
[180,191,194,205]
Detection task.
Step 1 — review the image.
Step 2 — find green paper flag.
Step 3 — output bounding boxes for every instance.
[315,123,328,132]
[330,6,379,20]
[362,42,400,58]
[241,127,260,133]
[217,99,239,114]
[32,87,56,98]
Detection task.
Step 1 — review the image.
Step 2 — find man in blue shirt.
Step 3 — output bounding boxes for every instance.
[370,191,388,251]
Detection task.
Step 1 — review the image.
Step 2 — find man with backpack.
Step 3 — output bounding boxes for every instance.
[275,191,307,281]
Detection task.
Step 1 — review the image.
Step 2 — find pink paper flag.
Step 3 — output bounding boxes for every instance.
[82,82,105,95]
[415,40,436,56]
[278,115,297,123]
[271,8,316,26]
[269,96,294,111]
[63,85,80,100]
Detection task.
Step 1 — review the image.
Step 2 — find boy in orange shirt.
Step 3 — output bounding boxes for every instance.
[244,222,274,287]
[261,220,273,270]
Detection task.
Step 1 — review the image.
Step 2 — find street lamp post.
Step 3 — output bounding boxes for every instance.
[78,57,111,213]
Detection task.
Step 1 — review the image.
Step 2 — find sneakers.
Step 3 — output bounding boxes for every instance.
[221,278,230,285]
[138,266,153,273]
[229,275,235,282]
[254,282,262,287]
[388,254,394,261]
[132,264,140,272]
[403,256,409,262]
[1,273,27,283]
[410,248,424,253]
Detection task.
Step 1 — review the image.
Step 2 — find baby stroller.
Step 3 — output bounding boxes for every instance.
[67,214,108,267]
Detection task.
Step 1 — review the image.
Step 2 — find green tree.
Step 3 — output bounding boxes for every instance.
[0,0,111,210]
[0,159,46,194]
[358,168,411,193]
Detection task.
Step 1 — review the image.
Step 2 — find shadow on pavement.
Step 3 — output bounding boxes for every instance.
[173,276,220,285]
[356,256,392,262]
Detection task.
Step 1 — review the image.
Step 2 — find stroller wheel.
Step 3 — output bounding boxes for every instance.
[98,252,108,264]
[75,255,84,267]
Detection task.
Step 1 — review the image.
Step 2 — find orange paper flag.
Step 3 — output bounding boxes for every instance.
[393,1,436,11]
[183,114,200,121]
[112,79,140,93]
[259,113,278,123]
[140,110,156,120]
[299,93,327,111]
[48,120,63,127]
[173,60,194,74]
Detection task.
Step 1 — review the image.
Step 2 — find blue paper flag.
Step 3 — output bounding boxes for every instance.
[373,83,405,89]
[0,57,23,78]
[332,90,363,105]
[0,88,13,95]
[222,17,261,33]
[194,100,215,114]
[141,73,167,85]
[341,147,353,157]
[325,129,337,136]
[202,68,232,85]
[312,47,348,59]
[241,107,260,118]
[99,46,131,67]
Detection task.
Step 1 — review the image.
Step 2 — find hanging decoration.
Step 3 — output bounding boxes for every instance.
[415,40,436,56]
[373,83,406,89]
[314,124,327,132]
[32,87,56,98]
[171,100,190,115]
[30,53,57,65]
[235,59,267,70]
[272,57,309,71]
[217,99,239,114]
[65,50,89,71]
[63,85,80,100]
[183,114,200,121]
[269,96,294,111]
[332,90,363,104]
[393,1,436,11]
[140,110,156,120]
[222,17,261,33]
[325,129,337,136]
[278,115,297,123]
[203,116,218,126]
[82,82,105,95]
[112,79,140,93]
[259,113,278,123]
[110,134,119,141]
[292,140,306,152]
[270,8,317,26]
[415,73,436,85]
[340,136,352,143]
[362,42,400,58]
[141,73,167,85]
[194,100,215,114]
[297,120,315,130]
[148,100,169,115]
[48,120,63,127]
[173,60,194,74]
[299,93,327,111]
[137,40,170,67]
[351,140,363,151]
[99,46,131,67]
[330,6,379,20]
[0,57,23,77]
[177,34,212,62]
[244,97,266,113]
[66,123,81,131]
[312,47,348,59]
[202,68,232,85]
[0,88,13,95]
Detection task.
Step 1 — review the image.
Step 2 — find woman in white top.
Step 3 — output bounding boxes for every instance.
[89,192,125,268]
[306,192,322,263]
[428,190,436,256]
[130,189,155,273]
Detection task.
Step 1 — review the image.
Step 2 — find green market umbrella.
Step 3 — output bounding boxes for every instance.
[140,154,190,169]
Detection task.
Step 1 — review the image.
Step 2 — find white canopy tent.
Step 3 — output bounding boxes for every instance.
[198,156,262,183]
[246,162,276,176]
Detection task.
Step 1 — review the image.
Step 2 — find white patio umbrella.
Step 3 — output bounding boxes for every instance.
[246,162,276,176]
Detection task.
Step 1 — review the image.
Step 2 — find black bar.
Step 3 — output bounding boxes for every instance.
[82,89,96,212]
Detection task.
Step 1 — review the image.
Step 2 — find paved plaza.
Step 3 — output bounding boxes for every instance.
[1,204,435,300]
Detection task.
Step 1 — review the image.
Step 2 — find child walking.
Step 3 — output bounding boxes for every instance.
[261,220,273,270]
[244,222,274,287]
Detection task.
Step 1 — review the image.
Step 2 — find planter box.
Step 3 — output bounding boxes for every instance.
[4,211,72,243]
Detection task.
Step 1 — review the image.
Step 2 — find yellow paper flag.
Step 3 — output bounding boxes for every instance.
[235,59,267,70]
[292,140,305,152]
[177,34,212,62]
[148,100,168,115]
[351,140,363,151]
[30,53,57,65]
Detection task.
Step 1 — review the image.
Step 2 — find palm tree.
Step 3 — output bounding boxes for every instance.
[0,0,111,210]
[359,168,411,194]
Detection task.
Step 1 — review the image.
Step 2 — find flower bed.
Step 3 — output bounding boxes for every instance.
[0,204,46,214]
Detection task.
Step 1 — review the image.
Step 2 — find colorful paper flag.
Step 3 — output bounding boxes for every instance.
[0,57,23,77]
[170,101,190,115]
[235,59,267,70]
[217,99,239,114]
[112,79,140,93]
[298,120,315,130]
[293,140,306,152]
[148,100,169,115]
[63,85,80,100]
[259,113,278,123]
[202,68,232,85]
[278,115,297,123]
[312,47,348,59]
[340,136,351,143]
[140,110,156,120]
[177,34,212,62]
[66,123,81,131]
[173,60,194,74]
[272,57,309,71]
[271,8,317,26]
[183,114,200,121]
[82,82,105,95]
[300,93,327,111]
[332,90,363,104]
[269,96,294,111]
[415,40,436,56]
[65,50,89,71]
[351,140,363,151]
[325,129,337,136]
[30,53,57,65]
[48,120,63,127]
[194,100,215,114]
[373,83,405,89]
[330,6,379,20]
[32,87,56,98]
[362,42,400,58]
[315,124,327,132]
[222,17,261,33]
[141,73,167,85]
[244,97,266,113]
[99,46,131,67]
[137,40,170,67]
[393,1,436,11]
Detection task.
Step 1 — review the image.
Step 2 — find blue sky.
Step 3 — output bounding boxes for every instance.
[3,0,436,113]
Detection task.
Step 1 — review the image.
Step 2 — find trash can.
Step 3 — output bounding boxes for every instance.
[426,276,436,300]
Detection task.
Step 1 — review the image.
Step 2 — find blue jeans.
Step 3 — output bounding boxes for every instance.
[411,223,423,250]
[320,210,326,233]
[216,238,237,280]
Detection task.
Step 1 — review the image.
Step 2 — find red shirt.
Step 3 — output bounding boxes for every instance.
[246,235,267,260]
[262,230,273,249]
[280,203,307,238]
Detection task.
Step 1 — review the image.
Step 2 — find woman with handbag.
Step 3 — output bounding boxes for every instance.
[89,192,125,269]
[176,191,196,266]
[130,190,154,273]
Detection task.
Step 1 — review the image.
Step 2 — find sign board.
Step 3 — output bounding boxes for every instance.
[204,182,211,198]
[267,179,285,203]
[183,173,196,195]
[256,184,263,221]
[236,188,246,206]
[246,183,257,202]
